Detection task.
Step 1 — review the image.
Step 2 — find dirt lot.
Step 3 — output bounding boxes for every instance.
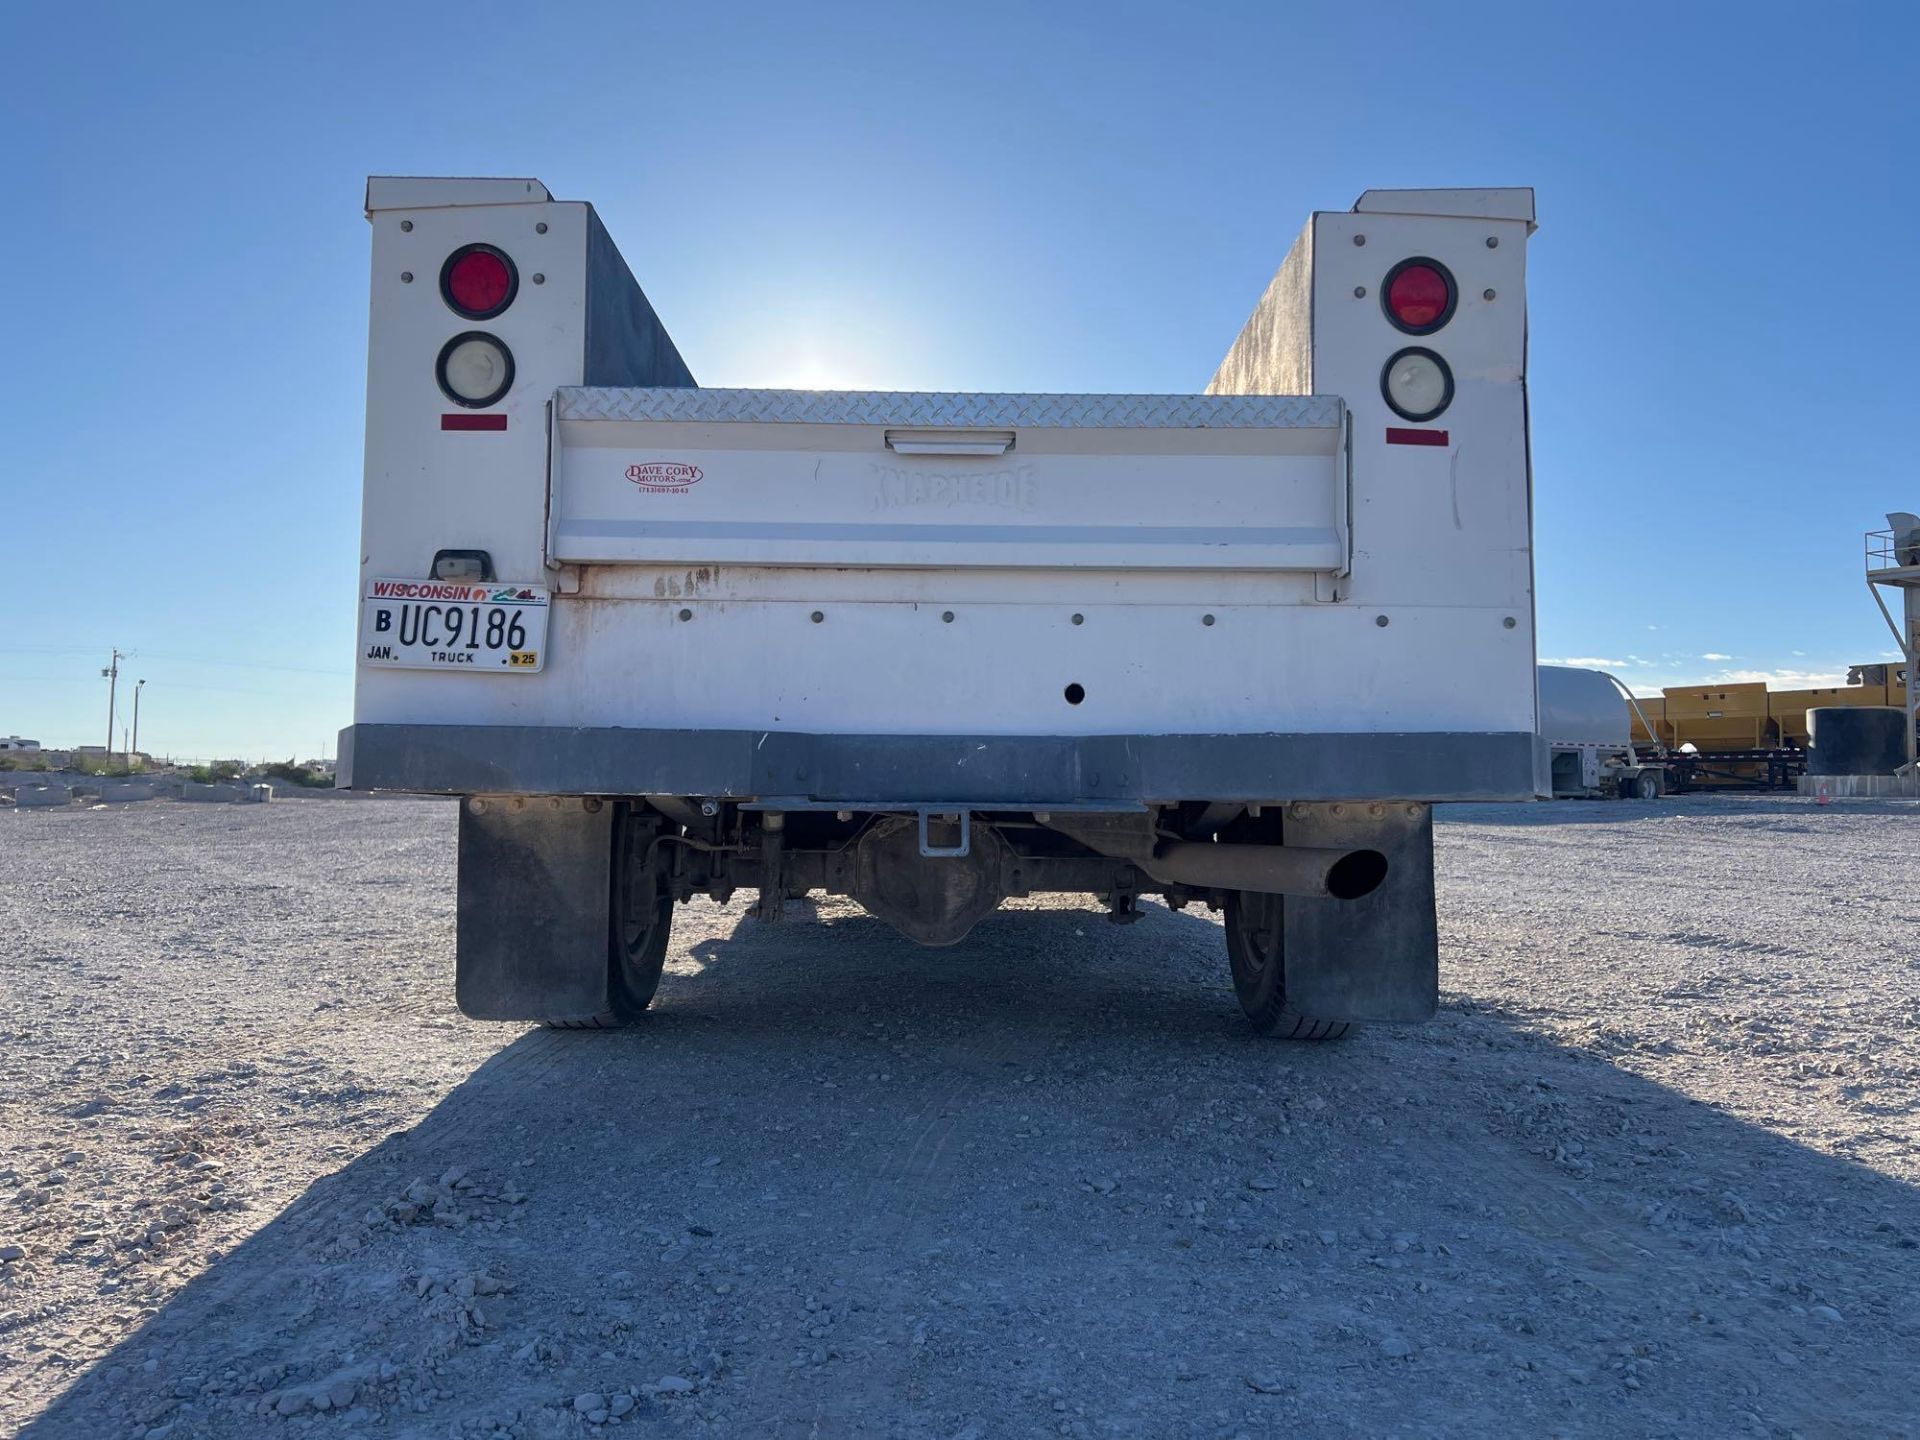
[2,797,1917,1438]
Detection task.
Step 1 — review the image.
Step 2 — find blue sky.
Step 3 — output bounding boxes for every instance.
[3,2,1914,758]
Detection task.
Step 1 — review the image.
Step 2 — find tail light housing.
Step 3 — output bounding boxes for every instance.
[440,244,518,320]
[437,332,515,408]
[1381,257,1455,335]
[1381,347,1453,423]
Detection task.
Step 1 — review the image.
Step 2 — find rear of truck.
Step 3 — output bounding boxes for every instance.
[340,176,1539,1037]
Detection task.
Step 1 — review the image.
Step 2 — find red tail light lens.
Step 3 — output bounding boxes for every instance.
[440,244,518,320]
[1382,258,1455,335]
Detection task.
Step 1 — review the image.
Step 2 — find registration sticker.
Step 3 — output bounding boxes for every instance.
[359,579,549,673]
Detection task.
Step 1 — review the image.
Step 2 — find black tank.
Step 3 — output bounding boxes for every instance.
[1805,706,1908,776]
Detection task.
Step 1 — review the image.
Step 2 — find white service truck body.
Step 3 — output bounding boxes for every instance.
[340,176,1539,1036]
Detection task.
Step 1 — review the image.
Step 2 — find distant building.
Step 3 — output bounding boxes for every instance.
[0,736,41,751]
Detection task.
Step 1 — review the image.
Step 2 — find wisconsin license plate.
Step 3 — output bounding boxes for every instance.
[359,580,548,672]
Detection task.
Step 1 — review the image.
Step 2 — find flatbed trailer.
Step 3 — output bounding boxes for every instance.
[1656,748,1805,793]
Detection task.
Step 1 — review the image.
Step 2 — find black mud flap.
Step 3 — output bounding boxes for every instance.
[1281,803,1437,1023]
[455,799,615,1022]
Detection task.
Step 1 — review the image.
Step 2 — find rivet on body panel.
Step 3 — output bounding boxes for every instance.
[678,608,692,621]
[1375,615,1390,627]
[467,798,488,814]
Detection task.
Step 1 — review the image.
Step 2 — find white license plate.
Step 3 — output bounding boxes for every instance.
[359,580,549,673]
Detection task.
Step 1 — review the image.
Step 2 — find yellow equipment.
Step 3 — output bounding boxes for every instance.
[1769,664,1907,747]
[1630,664,1909,752]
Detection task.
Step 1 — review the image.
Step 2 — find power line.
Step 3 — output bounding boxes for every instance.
[132,653,352,677]
[0,647,350,677]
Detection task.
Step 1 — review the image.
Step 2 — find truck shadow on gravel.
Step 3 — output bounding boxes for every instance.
[22,902,1920,1438]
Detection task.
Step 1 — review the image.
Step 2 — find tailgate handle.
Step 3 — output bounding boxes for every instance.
[885,429,1014,457]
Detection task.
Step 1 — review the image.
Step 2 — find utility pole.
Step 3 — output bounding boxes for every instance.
[101,649,123,754]
[131,679,146,765]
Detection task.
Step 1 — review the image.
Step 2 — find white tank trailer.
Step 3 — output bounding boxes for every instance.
[339,178,1542,1038]
[1537,664,1667,800]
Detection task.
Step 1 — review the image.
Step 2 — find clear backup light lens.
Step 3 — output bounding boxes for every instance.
[440,244,518,320]
[1382,257,1456,334]
[1381,346,1453,423]
[436,331,515,408]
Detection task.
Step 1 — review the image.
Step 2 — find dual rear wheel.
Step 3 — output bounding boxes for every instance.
[545,810,673,1029]
[1224,890,1350,1042]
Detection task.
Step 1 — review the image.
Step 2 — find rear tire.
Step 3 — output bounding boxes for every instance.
[1224,890,1350,1041]
[1633,770,1662,800]
[546,806,673,1029]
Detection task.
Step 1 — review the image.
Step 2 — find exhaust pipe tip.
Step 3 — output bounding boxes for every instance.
[1142,840,1394,900]
[1327,848,1389,901]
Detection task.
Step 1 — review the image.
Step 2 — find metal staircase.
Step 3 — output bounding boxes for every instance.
[1864,512,1920,784]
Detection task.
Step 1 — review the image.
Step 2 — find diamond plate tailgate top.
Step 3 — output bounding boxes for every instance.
[547,388,1349,572]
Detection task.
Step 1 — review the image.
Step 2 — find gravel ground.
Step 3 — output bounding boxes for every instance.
[2,796,1917,1439]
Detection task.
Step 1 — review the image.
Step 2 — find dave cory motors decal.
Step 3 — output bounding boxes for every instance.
[626,461,703,493]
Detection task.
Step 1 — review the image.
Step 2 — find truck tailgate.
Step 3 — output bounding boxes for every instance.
[547,388,1348,573]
